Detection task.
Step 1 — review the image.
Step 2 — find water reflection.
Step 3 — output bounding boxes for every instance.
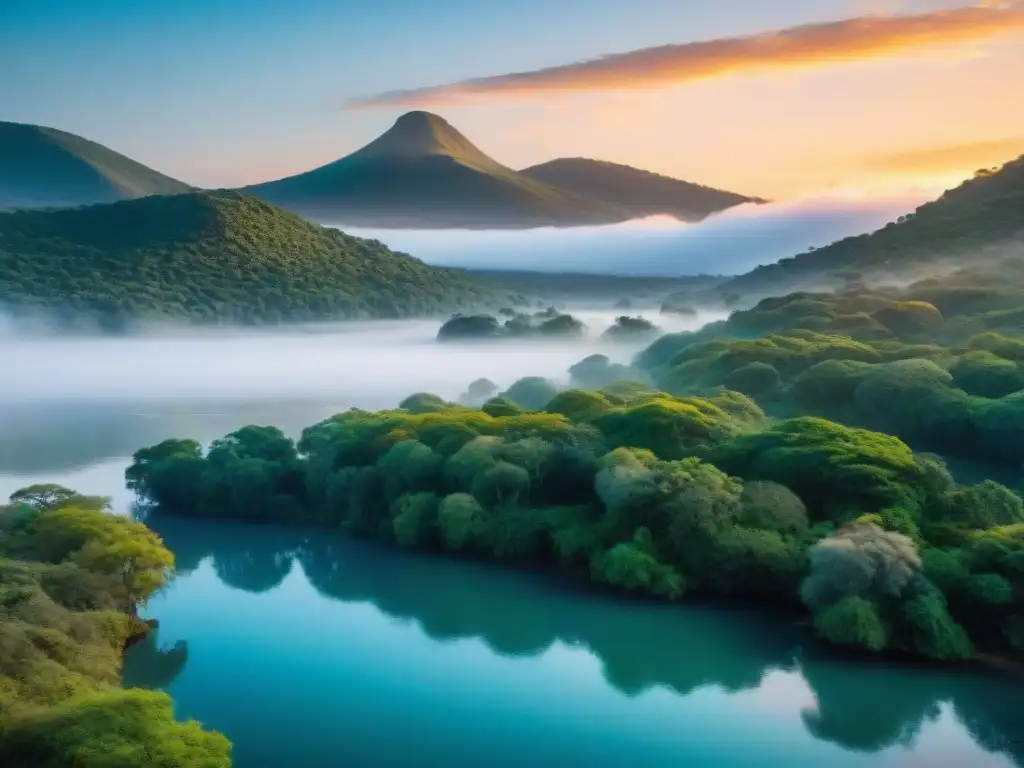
[123,626,189,691]
[0,401,342,474]
[140,515,1024,766]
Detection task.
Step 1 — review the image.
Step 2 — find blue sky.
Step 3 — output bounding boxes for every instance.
[2,0,1021,196]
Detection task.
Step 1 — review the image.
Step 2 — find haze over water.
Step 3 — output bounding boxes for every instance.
[1,316,1023,768]
[0,310,710,409]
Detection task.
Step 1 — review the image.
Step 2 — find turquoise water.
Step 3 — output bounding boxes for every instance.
[124,516,1024,768]
[2,400,1022,768]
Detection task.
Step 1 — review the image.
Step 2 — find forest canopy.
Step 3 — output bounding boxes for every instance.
[0,191,493,328]
[127,347,1024,664]
[0,484,230,765]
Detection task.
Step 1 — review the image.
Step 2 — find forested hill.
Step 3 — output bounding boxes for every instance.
[0,120,192,210]
[0,191,492,327]
[726,153,1024,295]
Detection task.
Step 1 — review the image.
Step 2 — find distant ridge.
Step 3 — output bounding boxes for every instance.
[243,111,631,229]
[0,121,191,210]
[521,158,762,222]
[725,152,1024,294]
[0,190,492,325]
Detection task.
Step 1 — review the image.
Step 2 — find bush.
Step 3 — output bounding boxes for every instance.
[538,314,586,337]
[603,316,660,340]
[438,314,502,340]
[723,362,780,396]
[501,377,560,410]
[950,351,1024,398]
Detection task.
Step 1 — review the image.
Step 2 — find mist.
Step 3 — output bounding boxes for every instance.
[0,310,719,408]
[342,195,925,277]
[0,311,722,475]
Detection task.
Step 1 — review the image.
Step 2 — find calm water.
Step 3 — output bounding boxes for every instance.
[2,320,1023,767]
[117,516,1024,768]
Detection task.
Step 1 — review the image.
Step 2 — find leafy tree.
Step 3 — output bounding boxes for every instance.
[723,362,780,396]
[591,530,685,599]
[739,481,809,535]
[813,596,888,652]
[0,689,231,767]
[538,314,586,337]
[603,316,659,340]
[8,484,81,510]
[437,493,490,552]
[801,523,921,613]
[391,492,440,547]
[501,377,560,410]
[399,392,453,414]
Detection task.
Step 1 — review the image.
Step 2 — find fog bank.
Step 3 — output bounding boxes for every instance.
[343,195,924,277]
[0,311,717,407]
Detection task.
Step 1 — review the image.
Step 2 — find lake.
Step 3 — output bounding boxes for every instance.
[2,319,1023,767]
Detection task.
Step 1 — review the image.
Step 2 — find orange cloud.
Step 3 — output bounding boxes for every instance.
[862,137,1024,177]
[346,3,1024,109]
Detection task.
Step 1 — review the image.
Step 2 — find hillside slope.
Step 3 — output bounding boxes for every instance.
[0,191,491,326]
[521,158,762,221]
[0,121,191,210]
[726,154,1024,295]
[244,111,630,228]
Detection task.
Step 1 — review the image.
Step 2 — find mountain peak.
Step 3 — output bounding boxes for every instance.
[392,110,450,129]
[353,111,497,168]
[0,120,190,210]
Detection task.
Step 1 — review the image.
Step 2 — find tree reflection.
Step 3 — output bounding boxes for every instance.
[159,516,1024,767]
[799,647,944,752]
[0,401,336,474]
[122,626,189,691]
[799,645,1024,766]
[147,513,302,593]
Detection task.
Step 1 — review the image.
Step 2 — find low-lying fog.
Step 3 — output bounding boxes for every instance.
[1,310,715,407]
[344,195,924,276]
[0,311,722,477]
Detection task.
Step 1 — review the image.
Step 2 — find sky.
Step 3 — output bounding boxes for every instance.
[2,0,1023,199]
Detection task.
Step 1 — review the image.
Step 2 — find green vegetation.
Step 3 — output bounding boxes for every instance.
[127,340,1024,664]
[632,273,1024,470]
[0,484,229,765]
[438,310,587,341]
[603,315,660,341]
[0,120,191,211]
[0,190,492,327]
[726,152,1024,294]
[519,157,761,222]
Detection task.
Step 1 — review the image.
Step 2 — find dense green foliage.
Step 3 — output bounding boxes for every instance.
[0,485,229,764]
[635,273,1024,469]
[603,315,660,341]
[0,191,491,327]
[438,309,587,340]
[127,356,1024,663]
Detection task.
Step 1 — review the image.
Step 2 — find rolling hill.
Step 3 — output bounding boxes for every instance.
[725,153,1024,295]
[520,158,762,221]
[243,111,630,228]
[0,190,493,327]
[0,121,191,210]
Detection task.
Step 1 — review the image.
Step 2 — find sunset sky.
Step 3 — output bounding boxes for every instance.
[3,0,1022,199]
